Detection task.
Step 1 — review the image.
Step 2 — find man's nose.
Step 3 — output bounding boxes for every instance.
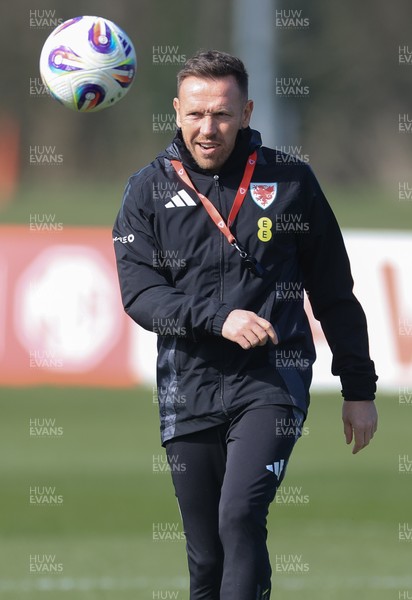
[199,115,217,137]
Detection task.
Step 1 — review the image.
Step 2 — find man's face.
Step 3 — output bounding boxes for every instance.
[173,75,253,171]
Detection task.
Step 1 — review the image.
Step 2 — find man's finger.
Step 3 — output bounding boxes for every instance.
[352,428,370,454]
[240,339,252,350]
[242,320,277,348]
[266,327,278,345]
[343,420,353,445]
[248,325,267,346]
[256,319,278,344]
[242,330,262,349]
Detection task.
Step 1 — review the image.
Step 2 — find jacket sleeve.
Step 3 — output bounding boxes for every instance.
[297,166,378,401]
[112,175,233,340]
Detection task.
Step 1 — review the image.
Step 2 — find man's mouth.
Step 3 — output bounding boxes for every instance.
[197,142,219,152]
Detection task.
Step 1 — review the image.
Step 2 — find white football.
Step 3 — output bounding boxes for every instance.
[39,15,136,112]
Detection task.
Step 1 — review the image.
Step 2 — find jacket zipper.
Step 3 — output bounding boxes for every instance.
[214,174,229,417]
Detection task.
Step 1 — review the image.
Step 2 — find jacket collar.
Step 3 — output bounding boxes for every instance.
[164,127,262,176]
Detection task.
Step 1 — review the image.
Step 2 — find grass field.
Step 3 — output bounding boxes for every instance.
[0,181,410,230]
[0,387,409,599]
[0,176,409,598]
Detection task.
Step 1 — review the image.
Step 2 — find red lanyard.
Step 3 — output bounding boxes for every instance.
[170,151,257,245]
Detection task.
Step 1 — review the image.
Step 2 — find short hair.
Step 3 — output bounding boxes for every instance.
[177,50,249,99]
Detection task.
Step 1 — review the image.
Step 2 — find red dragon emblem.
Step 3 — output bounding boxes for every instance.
[250,183,278,209]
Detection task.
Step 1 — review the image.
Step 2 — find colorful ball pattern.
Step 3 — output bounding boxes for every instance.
[39,16,136,112]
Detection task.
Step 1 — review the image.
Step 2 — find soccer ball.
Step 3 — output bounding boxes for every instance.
[39,15,136,112]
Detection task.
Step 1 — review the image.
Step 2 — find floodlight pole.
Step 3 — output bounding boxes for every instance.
[232,0,283,148]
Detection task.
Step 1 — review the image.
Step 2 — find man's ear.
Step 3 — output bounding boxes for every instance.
[241,99,254,128]
[173,97,181,128]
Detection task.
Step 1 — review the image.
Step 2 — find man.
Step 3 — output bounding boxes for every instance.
[113,50,378,600]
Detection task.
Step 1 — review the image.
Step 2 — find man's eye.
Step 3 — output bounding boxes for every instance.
[184,112,231,120]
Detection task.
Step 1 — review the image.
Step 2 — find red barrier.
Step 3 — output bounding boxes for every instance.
[0,225,137,387]
[0,225,411,390]
[0,116,19,204]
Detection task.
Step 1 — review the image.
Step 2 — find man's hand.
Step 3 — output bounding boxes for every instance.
[221,309,278,350]
[342,400,378,454]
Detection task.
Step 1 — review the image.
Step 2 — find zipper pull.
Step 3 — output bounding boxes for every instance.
[213,174,219,188]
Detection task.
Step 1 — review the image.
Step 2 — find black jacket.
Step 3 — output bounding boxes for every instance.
[113,127,377,444]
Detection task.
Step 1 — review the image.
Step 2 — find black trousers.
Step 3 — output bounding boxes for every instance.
[165,404,303,600]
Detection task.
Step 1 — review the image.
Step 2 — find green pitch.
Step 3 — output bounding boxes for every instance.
[0,181,410,230]
[0,386,409,599]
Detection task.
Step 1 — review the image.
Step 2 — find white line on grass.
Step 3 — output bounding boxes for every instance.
[0,576,188,593]
[0,575,411,593]
[275,575,412,591]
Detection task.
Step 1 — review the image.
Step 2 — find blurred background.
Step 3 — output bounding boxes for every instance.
[1,0,412,220]
[0,0,411,598]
